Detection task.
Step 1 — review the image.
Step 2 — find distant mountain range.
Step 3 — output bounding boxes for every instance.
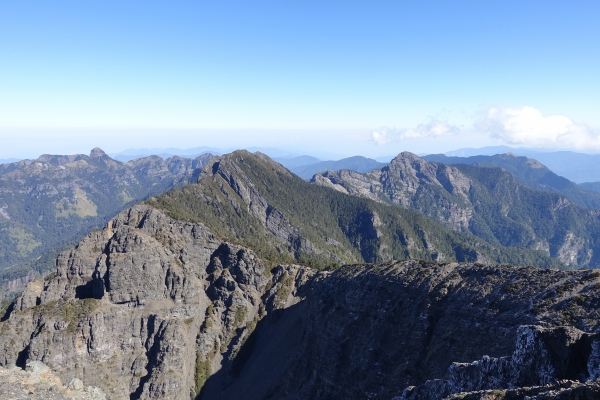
[108,146,222,162]
[278,156,387,179]
[64,144,600,186]
[273,155,321,169]
[258,145,600,185]
[443,145,549,157]
[581,182,600,193]
[423,153,600,209]
[438,146,600,183]
[0,158,20,165]
[312,152,600,268]
[109,146,319,163]
[0,148,213,291]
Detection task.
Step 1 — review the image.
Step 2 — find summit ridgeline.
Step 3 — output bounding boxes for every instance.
[149,151,561,270]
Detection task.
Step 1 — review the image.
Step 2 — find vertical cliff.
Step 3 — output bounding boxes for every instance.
[0,205,316,399]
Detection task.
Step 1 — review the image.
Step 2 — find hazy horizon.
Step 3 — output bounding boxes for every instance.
[1,2,599,159]
[5,140,600,165]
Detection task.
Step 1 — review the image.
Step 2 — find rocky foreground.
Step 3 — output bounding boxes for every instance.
[1,204,600,399]
[0,361,105,399]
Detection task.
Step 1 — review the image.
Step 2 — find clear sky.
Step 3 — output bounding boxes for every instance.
[1,1,599,159]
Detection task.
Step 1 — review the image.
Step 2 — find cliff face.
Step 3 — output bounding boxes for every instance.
[0,204,309,399]
[1,203,600,399]
[399,325,600,399]
[312,152,600,268]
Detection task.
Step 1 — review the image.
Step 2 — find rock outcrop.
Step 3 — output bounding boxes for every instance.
[0,361,106,400]
[0,204,315,399]
[400,325,600,399]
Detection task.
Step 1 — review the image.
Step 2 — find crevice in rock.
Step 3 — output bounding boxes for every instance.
[15,345,29,369]
[131,316,168,400]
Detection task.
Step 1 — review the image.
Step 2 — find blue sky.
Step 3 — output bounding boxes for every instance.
[1,1,599,158]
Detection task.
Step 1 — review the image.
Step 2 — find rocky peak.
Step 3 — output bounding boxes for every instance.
[386,152,445,185]
[89,147,107,158]
[390,151,427,167]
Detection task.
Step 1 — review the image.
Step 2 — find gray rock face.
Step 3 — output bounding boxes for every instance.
[253,262,600,399]
[205,153,301,244]
[0,204,314,399]
[311,153,480,232]
[0,361,106,399]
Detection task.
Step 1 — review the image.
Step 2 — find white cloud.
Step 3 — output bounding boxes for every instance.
[371,129,393,145]
[371,120,458,145]
[477,106,600,150]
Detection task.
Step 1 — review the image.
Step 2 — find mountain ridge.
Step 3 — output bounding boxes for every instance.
[312,152,600,268]
[149,150,562,269]
[423,152,600,208]
[0,150,597,399]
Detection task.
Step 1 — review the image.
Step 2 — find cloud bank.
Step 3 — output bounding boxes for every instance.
[476,106,600,150]
[373,107,599,151]
[371,120,458,145]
